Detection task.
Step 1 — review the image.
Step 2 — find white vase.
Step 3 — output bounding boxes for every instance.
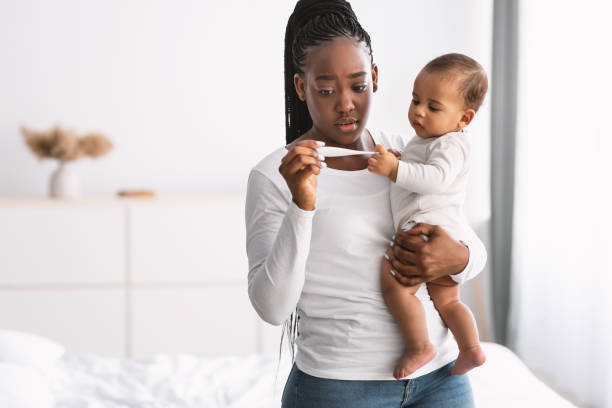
[49,161,80,198]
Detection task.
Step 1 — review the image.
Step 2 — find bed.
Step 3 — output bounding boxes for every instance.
[0,331,576,408]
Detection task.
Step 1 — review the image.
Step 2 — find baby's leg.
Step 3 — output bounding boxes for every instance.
[380,257,436,379]
[427,277,486,375]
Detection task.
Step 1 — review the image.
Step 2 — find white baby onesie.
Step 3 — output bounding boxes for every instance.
[391,131,471,239]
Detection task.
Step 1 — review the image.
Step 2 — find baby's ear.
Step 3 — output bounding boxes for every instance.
[458,109,476,129]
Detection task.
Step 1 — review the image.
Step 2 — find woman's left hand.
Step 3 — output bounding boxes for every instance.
[382,223,469,287]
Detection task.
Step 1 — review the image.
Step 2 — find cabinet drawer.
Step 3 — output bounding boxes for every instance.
[129,198,247,283]
[0,206,124,285]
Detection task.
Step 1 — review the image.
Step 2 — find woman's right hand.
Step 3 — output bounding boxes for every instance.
[279,140,326,211]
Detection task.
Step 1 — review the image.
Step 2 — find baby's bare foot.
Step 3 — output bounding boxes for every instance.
[450,345,486,375]
[393,343,437,380]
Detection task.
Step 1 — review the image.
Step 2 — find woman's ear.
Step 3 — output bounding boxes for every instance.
[371,64,379,93]
[458,109,475,129]
[294,73,306,101]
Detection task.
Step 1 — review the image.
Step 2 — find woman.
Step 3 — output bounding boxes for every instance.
[245,1,486,406]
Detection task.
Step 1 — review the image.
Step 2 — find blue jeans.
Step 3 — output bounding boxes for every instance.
[281,361,474,408]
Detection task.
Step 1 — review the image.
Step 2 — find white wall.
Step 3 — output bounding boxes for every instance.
[0,0,494,338]
[0,0,492,211]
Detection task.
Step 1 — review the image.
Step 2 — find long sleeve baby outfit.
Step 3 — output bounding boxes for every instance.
[392,131,474,241]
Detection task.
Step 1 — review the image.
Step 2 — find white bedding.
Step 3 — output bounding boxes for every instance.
[28,342,573,407]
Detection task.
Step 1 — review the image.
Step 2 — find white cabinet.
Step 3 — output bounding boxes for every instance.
[129,200,247,283]
[0,197,269,358]
[0,205,124,285]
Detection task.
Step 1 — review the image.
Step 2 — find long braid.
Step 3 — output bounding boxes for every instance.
[278,0,373,370]
[284,0,374,145]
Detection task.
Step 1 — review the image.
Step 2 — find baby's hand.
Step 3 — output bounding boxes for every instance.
[368,144,399,181]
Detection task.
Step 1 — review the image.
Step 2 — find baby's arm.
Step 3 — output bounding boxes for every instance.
[394,137,468,195]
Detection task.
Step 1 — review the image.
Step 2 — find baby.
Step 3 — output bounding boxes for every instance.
[368,53,488,379]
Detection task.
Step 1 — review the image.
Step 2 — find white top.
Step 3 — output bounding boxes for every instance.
[245,129,486,380]
[392,131,471,238]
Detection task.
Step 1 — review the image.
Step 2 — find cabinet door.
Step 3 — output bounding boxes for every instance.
[0,289,125,356]
[129,198,247,284]
[131,285,257,358]
[0,205,124,285]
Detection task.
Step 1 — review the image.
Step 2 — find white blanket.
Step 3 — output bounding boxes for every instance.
[35,342,574,408]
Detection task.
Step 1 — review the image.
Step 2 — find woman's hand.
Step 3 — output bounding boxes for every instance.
[382,223,469,286]
[279,140,326,211]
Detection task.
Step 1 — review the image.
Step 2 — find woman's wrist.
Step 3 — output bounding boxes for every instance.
[292,196,315,211]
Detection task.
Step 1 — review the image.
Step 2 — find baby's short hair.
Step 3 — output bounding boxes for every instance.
[423,53,488,112]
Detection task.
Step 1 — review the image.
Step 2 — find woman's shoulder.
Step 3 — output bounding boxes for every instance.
[249,146,287,185]
[370,128,412,150]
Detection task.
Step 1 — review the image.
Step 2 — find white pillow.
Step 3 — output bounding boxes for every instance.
[0,362,55,408]
[0,329,65,369]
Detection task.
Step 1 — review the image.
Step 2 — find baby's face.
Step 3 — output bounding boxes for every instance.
[408,70,468,138]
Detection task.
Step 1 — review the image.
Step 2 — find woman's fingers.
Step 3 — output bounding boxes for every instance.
[279,140,326,178]
[281,145,322,165]
[395,233,427,252]
[381,256,413,286]
[391,243,417,265]
[279,153,323,177]
[403,222,436,237]
[281,140,324,163]
[296,163,322,180]
[384,246,425,286]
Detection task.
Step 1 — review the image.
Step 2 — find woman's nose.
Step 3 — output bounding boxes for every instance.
[336,91,355,113]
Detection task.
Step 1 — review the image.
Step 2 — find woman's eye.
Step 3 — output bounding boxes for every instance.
[412,99,419,105]
[353,84,367,92]
[318,89,334,96]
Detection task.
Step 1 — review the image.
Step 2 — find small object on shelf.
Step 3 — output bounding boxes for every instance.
[117,190,156,198]
[21,125,113,199]
[50,161,80,198]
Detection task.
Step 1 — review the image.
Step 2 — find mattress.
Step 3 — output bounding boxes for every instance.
[23,342,576,407]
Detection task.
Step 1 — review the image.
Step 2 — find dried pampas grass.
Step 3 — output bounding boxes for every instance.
[22,126,113,161]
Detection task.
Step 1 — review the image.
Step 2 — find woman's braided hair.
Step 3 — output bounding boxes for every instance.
[278,0,373,367]
[284,0,374,145]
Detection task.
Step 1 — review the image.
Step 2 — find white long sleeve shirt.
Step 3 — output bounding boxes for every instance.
[245,129,486,380]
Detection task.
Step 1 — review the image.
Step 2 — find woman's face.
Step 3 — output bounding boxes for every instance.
[294,37,378,146]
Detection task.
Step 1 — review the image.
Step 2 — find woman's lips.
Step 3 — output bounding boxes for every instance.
[335,119,358,132]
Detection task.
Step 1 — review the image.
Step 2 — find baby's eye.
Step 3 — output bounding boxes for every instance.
[318,89,334,96]
[412,99,419,105]
[429,105,440,112]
